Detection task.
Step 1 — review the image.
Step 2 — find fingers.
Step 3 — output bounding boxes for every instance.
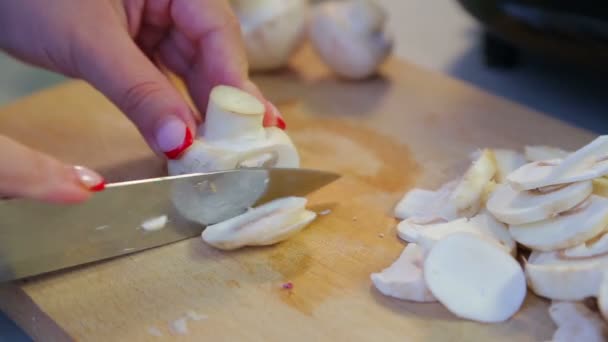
[171,0,248,110]
[74,15,197,160]
[169,0,286,129]
[0,136,105,203]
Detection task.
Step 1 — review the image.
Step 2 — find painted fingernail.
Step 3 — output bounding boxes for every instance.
[156,117,193,159]
[73,166,105,192]
[277,116,287,130]
[265,101,287,130]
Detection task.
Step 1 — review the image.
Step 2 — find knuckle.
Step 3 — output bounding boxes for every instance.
[118,81,165,117]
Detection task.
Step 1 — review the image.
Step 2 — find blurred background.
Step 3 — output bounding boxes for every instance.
[2,1,607,132]
[0,0,607,340]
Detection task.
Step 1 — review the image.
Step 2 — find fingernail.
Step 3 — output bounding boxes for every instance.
[264,101,287,130]
[277,116,287,130]
[156,117,193,159]
[73,166,105,192]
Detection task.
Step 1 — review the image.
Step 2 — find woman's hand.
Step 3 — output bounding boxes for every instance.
[0,0,284,203]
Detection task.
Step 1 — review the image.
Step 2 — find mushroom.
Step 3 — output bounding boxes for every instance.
[393,180,458,222]
[548,301,608,342]
[598,274,608,322]
[509,195,608,252]
[493,149,527,183]
[370,244,436,302]
[486,181,593,225]
[508,136,608,191]
[201,197,316,250]
[398,211,515,255]
[524,145,570,162]
[167,85,299,176]
[449,149,497,217]
[525,250,608,300]
[229,0,308,71]
[423,232,527,323]
[308,0,393,80]
[140,215,168,232]
[561,232,608,259]
[593,177,608,197]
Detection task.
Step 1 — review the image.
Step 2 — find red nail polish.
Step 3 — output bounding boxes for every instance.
[276,117,287,130]
[89,180,106,192]
[164,128,193,159]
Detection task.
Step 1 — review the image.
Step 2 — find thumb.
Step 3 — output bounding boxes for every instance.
[76,31,197,160]
[0,136,105,203]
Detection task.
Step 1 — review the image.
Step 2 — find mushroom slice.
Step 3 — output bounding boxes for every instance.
[487,181,593,225]
[493,149,527,183]
[509,136,608,191]
[393,180,458,222]
[524,145,570,162]
[370,244,436,302]
[548,301,608,342]
[424,233,526,323]
[561,232,608,259]
[598,274,608,322]
[525,251,608,300]
[397,211,515,255]
[509,195,608,252]
[593,177,608,198]
[201,197,316,250]
[450,149,497,217]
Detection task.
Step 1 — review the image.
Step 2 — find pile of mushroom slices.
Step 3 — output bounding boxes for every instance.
[372,136,608,339]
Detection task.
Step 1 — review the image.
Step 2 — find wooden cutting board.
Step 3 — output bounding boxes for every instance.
[0,46,596,341]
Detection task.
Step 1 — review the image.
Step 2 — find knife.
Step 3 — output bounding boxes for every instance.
[0,168,340,282]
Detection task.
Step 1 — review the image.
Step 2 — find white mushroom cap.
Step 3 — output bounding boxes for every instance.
[230,0,308,71]
[308,0,393,80]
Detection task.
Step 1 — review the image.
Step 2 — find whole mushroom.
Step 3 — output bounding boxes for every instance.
[230,0,308,72]
[308,0,393,80]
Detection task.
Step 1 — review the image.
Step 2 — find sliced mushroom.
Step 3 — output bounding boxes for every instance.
[598,274,608,322]
[524,145,570,162]
[487,181,593,225]
[493,149,527,183]
[509,195,608,252]
[548,301,608,342]
[201,197,316,250]
[508,136,608,191]
[525,251,608,300]
[593,177,608,198]
[424,233,526,323]
[561,232,608,259]
[450,149,497,217]
[370,243,436,302]
[397,211,515,255]
[393,180,458,222]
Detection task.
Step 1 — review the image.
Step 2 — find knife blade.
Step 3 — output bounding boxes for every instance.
[0,168,340,282]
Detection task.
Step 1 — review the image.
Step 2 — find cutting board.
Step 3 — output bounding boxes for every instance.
[0,46,596,341]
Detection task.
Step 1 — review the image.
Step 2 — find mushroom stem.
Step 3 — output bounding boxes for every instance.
[202,85,266,142]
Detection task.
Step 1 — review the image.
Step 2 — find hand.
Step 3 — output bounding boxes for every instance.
[0,0,285,203]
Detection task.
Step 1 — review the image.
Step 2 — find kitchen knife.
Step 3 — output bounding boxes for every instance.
[0,168,340,282]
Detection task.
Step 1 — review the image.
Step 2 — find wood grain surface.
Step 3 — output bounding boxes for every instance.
[0,46,596,341]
